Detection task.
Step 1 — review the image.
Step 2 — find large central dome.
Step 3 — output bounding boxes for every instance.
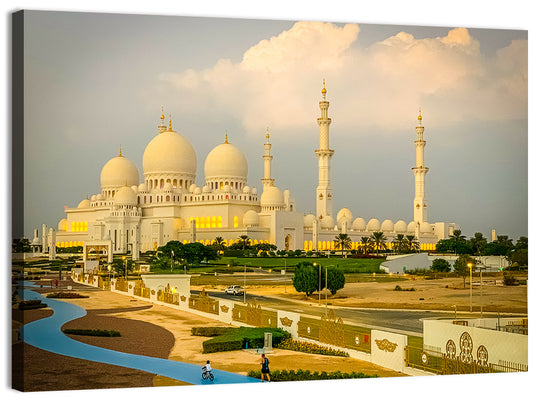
[143,129,197,176]
[204,141,248,180]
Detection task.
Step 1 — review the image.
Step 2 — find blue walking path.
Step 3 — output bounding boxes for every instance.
[19,284,260,386]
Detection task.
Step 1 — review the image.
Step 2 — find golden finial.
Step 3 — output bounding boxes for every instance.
[160,105,165,120]
[266,127,270,140]
[168,114,174,132]
[322,78,327,95]
[119,145,123,157]
[224,130,229,144]
[418,107,422,121]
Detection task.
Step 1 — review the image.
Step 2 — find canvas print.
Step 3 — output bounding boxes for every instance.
[11,9,528,393]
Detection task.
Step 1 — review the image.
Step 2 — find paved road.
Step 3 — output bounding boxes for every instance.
[193,290,477,334]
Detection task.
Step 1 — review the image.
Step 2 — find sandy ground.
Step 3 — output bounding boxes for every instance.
[13,274,526,391]
[220,275,528,314]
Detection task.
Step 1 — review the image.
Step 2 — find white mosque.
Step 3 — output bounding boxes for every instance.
[33,82,458,261]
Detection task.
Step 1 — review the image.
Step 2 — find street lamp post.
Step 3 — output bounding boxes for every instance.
[107,264,111,290]
[313,262,321,306]
[284,259,287,293]
[467,263,473,312]
[244,263,248,304]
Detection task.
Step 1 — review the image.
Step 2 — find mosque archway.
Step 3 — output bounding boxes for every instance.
[284,234,292,251]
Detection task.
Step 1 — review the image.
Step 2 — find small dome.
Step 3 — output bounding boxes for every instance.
[100,153,139,189]
[131,185,138,193]
[304,214,316,228]
[96,193,104,200]
[204,141,248,180]
[138,183,147,192]
[261,186,284,207]
[90,194,97,201]
[367,218,380,231]
[420,222,433,234]
[381,219,394,232]
[58,219,68,231]
[321,215,335,230]
[243,210,259,227]
[352,217,366,231]
[251,187,258,195]
[114,186,137,206]
[194,187,202,195]
[163,182,173,191]
[394,220,407,233]
[337,208,353,226]
[189,184,197,193]
[243,186,251,194]
[222,185,233,193]
[202,185,211,193]
[77,199,91,209]
[407,221,417,233]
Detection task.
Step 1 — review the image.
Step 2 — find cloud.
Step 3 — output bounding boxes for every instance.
[161,22,527,136]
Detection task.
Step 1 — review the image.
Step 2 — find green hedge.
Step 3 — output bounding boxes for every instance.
[202,327,290,353]
[18,300,47,310]
[191,326,236,337]
[247,369,378,381]
[63,329,121,337]
[47,292,89,298]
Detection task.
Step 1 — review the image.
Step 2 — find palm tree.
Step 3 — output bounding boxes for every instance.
[212,236,226,254]
[469,232,487,256]
[334,233,352,258]
[392,234,406,253]
[450,229,466,254]
[359,236,372,255]
[405,235,420,253]
[238,235,251,250]
[370,232,387,255]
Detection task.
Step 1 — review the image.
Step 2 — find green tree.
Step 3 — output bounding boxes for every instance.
[469,232,487,255]
[454,254,476,288]
[450,230,466,255]
[12,238,31,253]
[292,261,320,296]
[514,236,528,251]
[212,237,226,253]
[510,249,527,267]
[392,234,407,254]
[333,233,352,258]
[112,257,134,276]
[359,236,372,255]
[370,232,387,255]
[431,258,451,272]
[323,266,345,296]
[483,235,514,256]
[405,235,420,253]
[238,235,251,250]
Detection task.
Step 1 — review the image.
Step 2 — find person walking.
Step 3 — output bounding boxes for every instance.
[260,353,270,382]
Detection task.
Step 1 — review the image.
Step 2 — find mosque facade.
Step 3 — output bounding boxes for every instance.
[32,83,457,261]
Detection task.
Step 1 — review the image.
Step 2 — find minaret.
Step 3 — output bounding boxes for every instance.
[412,108,429,225]
[315,80,334,220]
[158,106,167,133]
[261,128,274,189]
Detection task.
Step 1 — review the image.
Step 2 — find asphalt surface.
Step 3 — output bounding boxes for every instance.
[191,289,464,334]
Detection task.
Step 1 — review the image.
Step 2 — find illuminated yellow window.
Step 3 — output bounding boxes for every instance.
[217,216,222,228]
[206,216,211,228]
[195,217,199,227]
[308,241,313,251]
[304,241,309,251]
[84,221,88,231]
[234,216,238,228]
[199,217,205,228]
[264,240,269,244]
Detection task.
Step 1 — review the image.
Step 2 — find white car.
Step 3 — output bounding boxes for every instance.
[224,285,244,295]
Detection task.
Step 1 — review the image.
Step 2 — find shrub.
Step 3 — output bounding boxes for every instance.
[47,292,89,299]
[63,329,121,337]
[277,339,349,357]
[503,273,518,286]
[191,326,236,337]
[18,300,47,310]
[202,327,290,353]
[394,285,415,292]
[247,369,377,381]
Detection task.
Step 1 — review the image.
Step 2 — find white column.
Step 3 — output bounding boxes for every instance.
[261,129,274,189]
[412,109,429,225]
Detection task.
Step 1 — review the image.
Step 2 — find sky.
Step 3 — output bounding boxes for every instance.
[18,8,528,241]
[19,9,529,241]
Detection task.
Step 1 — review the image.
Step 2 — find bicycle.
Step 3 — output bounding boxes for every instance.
[202,366,214,381]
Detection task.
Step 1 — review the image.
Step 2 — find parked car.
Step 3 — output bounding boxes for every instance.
[224,285,244,295]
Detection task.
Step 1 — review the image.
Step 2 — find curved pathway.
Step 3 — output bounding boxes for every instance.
[19,284,259,386]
